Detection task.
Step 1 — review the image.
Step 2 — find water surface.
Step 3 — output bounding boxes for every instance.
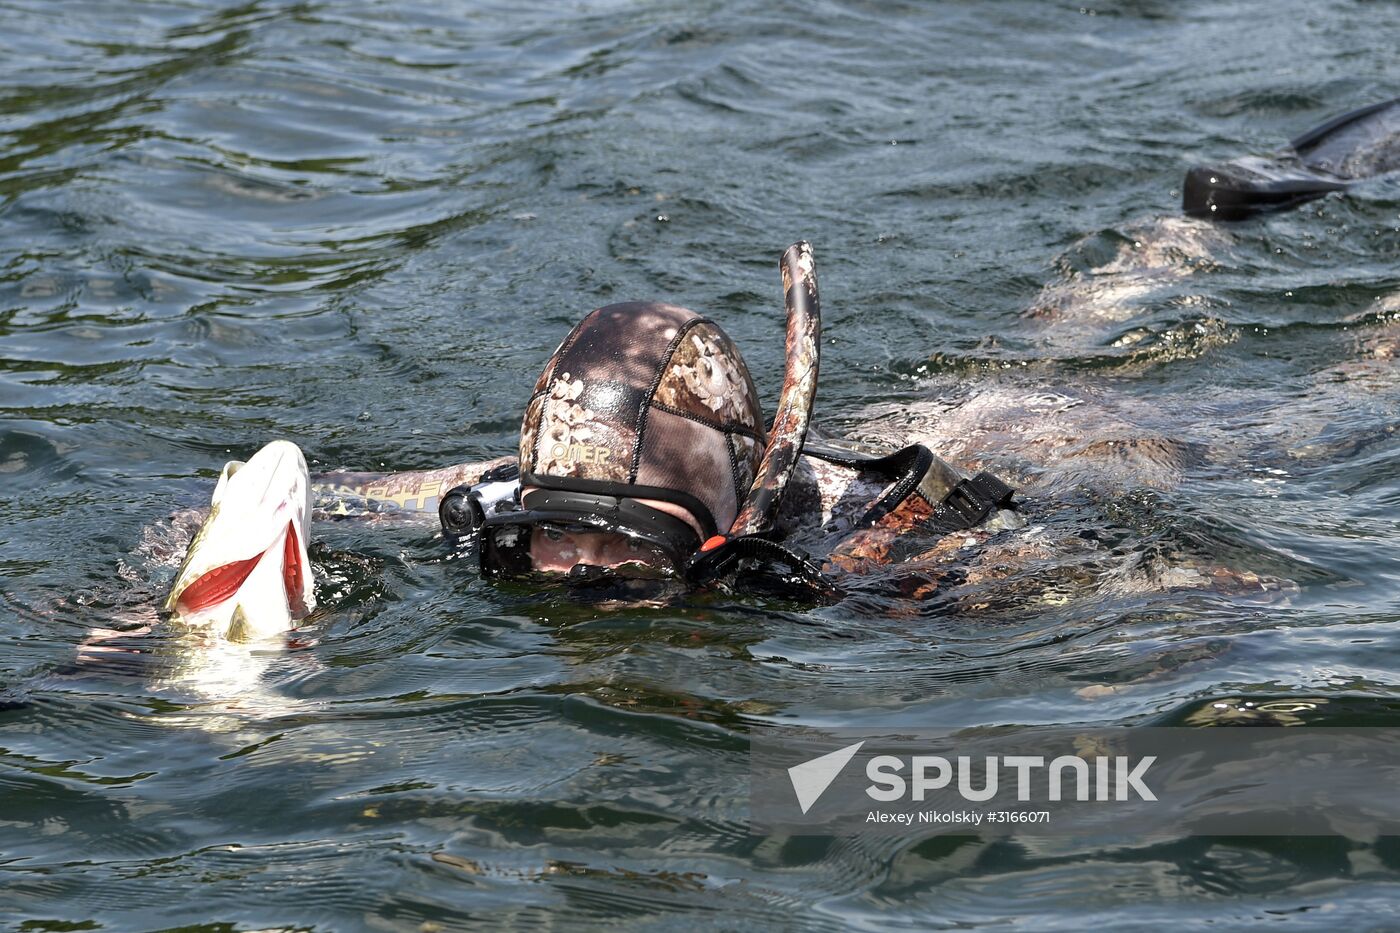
[2,0,1399,929]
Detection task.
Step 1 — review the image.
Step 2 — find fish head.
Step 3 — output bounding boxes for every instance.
[164,440,316,640]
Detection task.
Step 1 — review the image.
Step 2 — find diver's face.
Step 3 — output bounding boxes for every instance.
[516,488,705,578]
[529,526,674,576]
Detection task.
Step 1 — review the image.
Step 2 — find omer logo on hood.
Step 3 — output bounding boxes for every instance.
[548,442,611,465]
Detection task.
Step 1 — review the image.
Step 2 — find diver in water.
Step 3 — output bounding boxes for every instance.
[151,98,1400,640]
[162,243,1018,637]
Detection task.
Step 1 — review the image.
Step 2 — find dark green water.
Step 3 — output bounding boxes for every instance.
[2,0,1399,929]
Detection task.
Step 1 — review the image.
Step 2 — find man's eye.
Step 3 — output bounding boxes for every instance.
[544,527,565,542]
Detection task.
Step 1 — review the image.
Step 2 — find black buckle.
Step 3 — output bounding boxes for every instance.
[934,471,1015,531]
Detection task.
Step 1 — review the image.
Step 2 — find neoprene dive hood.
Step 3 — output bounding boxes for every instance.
[483,300,767,578]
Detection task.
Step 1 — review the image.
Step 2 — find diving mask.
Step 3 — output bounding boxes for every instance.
[442,481,702,580]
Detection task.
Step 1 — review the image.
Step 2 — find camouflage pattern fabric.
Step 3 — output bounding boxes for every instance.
[729,241,821,539]
[518,301,765,533]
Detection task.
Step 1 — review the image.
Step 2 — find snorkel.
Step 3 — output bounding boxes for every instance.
[686,241,837,596]
[732,241,823,541]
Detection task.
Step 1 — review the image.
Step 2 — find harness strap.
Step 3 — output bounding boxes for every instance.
[803,439,937,526]
[688,438,1017,597]
[806,440,1015,531]
[803,438,923,472]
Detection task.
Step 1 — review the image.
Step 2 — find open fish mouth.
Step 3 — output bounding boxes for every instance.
[164,440,316,640]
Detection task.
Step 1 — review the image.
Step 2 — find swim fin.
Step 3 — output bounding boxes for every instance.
[1183,98,1400,221]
